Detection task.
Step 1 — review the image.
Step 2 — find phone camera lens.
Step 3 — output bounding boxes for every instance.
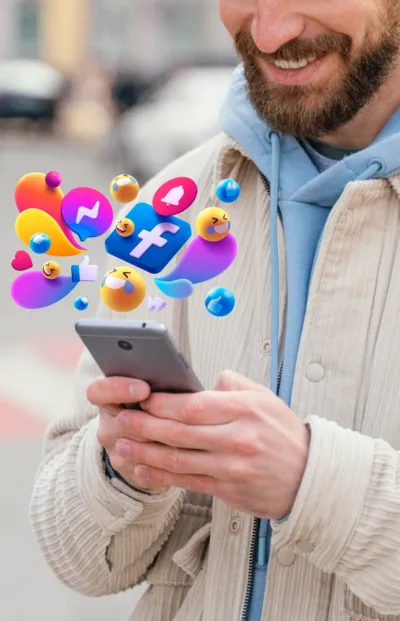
[118,340,133,352]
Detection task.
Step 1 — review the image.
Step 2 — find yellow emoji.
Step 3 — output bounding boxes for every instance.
[100,266,146,312]
[42,260,61,280]
[116,217,135,237]
[110,175,140,203]
[196,207,231,242]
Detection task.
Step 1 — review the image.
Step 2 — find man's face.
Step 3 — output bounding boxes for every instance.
[219,0,400,138]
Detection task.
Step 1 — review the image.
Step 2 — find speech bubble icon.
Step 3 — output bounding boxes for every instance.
[61,187,114,242]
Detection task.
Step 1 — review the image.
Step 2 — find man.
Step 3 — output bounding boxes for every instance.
[30,1,400,620]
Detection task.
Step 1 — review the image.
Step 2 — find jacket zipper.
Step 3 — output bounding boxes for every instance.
[240,173,284,621]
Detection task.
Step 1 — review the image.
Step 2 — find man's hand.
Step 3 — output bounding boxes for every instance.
[87,377,170,493]
[114,371,310,519]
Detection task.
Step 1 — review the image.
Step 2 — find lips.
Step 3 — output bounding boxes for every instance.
[43,266,51,276]
[116,225,125,233]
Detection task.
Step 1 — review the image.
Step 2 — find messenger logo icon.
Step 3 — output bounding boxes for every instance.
[105,202,192,275]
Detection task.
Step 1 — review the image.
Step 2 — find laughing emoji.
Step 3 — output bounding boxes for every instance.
[100,266,146,312]
[196,207,231,242]
[116,217,135,237]
[42,260,61,280]
[110,175,140,204]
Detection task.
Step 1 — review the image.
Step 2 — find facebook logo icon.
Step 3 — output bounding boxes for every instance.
[105,202,192,274]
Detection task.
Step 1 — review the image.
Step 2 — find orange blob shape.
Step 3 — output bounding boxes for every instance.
[15,172,85,251]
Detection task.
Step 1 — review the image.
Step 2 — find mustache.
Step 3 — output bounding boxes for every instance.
[235,30,352,64]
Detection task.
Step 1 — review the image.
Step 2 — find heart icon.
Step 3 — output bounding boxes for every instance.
[12,250,33,272]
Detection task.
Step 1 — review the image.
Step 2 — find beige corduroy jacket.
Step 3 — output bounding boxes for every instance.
[30,133,400,621]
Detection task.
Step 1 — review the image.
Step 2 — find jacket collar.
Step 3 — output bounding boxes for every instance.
[213,131,400,205]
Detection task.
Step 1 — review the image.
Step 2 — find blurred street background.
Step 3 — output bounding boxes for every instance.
[0,1,236,619]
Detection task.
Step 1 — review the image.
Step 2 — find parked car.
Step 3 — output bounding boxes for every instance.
[110,69,172,117]
[107,65,235,182]
[0,59,66,126]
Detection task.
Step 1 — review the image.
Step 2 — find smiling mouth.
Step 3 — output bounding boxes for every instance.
[117,178,130,187]
[105,276,126,290]
[215,223,230,234]
[270,54,322,70]
[43,267,51,276]
[116,225,125,233]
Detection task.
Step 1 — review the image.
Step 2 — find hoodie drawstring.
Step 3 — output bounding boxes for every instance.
[269,131,282,395]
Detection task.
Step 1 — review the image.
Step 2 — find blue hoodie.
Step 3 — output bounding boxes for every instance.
[220,65,400,621]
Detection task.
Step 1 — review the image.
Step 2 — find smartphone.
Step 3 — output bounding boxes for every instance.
[75,319,203,401]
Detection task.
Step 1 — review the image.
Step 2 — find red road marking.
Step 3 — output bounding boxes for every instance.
[0,399,47,438]
[28,335,83,371]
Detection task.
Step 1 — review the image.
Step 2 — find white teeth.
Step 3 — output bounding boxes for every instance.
[273,55,317,70]
[215,223,229,234]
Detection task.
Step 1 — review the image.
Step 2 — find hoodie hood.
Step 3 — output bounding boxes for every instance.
[221,65,400,207]
[220,64,400,397]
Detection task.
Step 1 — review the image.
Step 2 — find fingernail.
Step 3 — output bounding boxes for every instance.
[116,441,131,458]
[130,383,137,397]
[118,414,129,429]
[135,465,149,480]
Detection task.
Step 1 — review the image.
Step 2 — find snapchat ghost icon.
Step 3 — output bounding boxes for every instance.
[196,207,231,242]
[100,267,146,312]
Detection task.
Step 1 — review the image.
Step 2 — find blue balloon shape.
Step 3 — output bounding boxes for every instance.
[30,233,51,254]
[216,179,241,203]
[205,287,235,317]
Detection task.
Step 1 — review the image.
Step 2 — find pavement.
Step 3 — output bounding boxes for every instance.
[0,131,147,620]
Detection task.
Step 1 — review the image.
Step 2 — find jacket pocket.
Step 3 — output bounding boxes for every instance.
[146,503,212,587]
[344,586,400,621]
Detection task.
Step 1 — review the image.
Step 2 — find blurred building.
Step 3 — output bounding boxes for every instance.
[0,0,38,59]
[90,0,234,74]
[0,0,234,76]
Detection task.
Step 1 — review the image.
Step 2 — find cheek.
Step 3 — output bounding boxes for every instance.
[219,0,255,36]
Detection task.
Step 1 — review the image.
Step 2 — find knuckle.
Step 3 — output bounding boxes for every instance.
[216,370,235,391]
[109,453,129,474]
[226,461,247,483]
[165,449,184,473]
[184,393,205,420]
[96,424,109,449]
[233,432,258,456]
[87,378,103,405]
[167,422,189,447]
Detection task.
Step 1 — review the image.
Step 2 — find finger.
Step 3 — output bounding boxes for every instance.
[87,376,151,408]
[116,439,225,479]
[140,390,245,425]
[134,465,219,496]
[116,409,228,451]
[215,370,270,393]
[81,255,90,266]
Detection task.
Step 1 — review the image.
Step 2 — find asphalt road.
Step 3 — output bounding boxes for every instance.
[0,130,147,621]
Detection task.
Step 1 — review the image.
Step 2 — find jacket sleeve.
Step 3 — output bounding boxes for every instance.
[272,415,400,616]
[29,302,186,597]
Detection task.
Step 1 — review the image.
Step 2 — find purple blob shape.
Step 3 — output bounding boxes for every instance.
[11,272,78,309]
[155,233,238,285]
[62,187,114,242]
[45,171,62,188]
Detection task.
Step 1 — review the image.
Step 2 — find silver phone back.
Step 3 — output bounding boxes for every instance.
[75,319,203,393]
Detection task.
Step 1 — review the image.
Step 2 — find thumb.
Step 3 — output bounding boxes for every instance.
[80,255,90,267]
[214,370,270,393]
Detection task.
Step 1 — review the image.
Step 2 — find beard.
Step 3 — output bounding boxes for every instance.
[234,19,400,139]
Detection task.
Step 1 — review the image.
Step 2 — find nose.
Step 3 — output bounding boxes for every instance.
[251,3,305,54]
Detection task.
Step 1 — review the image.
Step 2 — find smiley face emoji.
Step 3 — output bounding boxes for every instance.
[42,260,61,280]
[100,266,146,313]
[196,207,231,242]
[116,217,135,237]
[110,175,140,204]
